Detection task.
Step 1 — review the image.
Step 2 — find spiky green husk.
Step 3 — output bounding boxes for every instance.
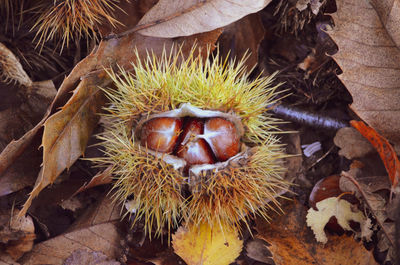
[186,142,289,231]
[104,49,285,144]
[33,0,120,49]
[95,123,186,236]
[97,48,290,235]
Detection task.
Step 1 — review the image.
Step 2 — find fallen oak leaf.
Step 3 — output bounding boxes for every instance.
[306,196,372,244]
[333,127,375,160]
[350,120,400,187]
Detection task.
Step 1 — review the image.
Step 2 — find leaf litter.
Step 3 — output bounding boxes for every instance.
[0,0,399,264]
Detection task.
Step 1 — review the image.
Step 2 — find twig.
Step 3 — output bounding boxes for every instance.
[306,145,334,171]
[270,104,349,130]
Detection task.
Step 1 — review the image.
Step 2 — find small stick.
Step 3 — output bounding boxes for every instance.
[270,104,349,130]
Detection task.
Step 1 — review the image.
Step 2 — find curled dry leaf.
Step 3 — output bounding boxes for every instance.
[136,0,272,38]
[328,0,400,151]
[0,48,99,197]
[256,200,378,265]
[19,194,122,265]
[339,167,398,264]
[20,29,222,215]
[339,173,388,224]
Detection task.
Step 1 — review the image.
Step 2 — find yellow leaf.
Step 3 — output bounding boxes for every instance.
[172,222,243,265]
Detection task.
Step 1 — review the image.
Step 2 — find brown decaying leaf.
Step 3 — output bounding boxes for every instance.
[245,239,274,264]
[255,200,378,265]
[328,0,400,151]
[135,0,272,38]
[339,167,398,263]
[0,80,56,197]
[0,49,100,194]
[218,13,265,70]
[20,75,108,214]
[63,249,120,265]
[73,166,113,196]
[19,194,121,265]
[0,209,35,261]
[333,127,375,160]
[20,29,222,215]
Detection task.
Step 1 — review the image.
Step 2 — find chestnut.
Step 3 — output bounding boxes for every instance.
[176,119,215,165]
[140,117,182,153]
[203,117,240,161]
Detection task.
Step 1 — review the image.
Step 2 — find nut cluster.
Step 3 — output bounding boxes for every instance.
[140,117,240,167]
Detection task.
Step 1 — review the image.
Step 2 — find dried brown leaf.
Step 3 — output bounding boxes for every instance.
[19,194,122,265]
[328,0,400,151]
[0,53,98,194]
[256,200,378,265]
[73,166,113,196]
[218,13,265,70]
[245,239,274,264]
[63,249,120,265]
[20,76,108,214]
[334,127,375,159]
[339,170,389,224]
[0,209,35,261]
[136,0,272,38]
[0,80,56,197]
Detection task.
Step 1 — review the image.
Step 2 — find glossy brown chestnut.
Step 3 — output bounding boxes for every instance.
[203,117,240,161]
[140,117,182,153]
[176,119,215,165]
